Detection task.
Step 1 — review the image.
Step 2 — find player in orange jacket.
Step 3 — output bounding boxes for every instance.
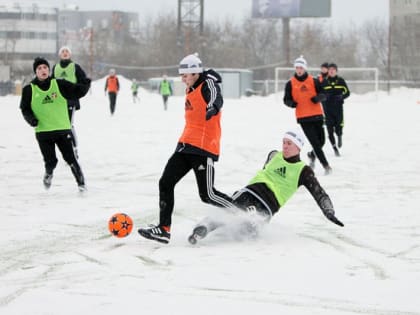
[138,54,234,244]
[104,69,120,115]
[283,56,332,174]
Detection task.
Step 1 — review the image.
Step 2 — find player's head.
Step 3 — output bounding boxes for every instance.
[179,53,203,88]
[58,46,72,60]
[283,128,305,158]
[294,55,307,76]
[33,57,50,80]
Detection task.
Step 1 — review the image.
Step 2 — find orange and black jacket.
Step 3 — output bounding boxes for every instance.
[283,72,326,123]
[176,69,224,161]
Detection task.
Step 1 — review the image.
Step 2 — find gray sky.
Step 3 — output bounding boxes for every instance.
[0,0,389,27]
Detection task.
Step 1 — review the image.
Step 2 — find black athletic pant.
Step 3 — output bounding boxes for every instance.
[158,152,233,227]
[300,120,329,167]
[36,130,84,185]
[108,92,117,114]
[325,108,343,147]
[67,100,78,151]
[162,95,169,110]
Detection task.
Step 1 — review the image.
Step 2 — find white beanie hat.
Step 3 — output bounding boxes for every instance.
[283,129,305,150]
[58,46,72,56]
[179,53,203,74]
[293,55,307,70]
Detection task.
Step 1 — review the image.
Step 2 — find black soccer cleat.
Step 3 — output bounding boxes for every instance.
[338,135,343,148]
[138,225,170,244]
[307,151,316,169]
[188,225,208,245]
[43,173,53,189]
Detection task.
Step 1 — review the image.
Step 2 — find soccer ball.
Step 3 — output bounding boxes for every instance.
[108,213,133,238]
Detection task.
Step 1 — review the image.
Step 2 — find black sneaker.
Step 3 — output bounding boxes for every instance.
[324,165,332,175]
[338,136,342,148]
[333,146,340,157]
[188,225,208,245]
[43,173,53,189]
[307,151,316,169]
[138,225,171,244]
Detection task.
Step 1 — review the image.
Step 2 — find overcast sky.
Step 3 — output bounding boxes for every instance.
[0,0,389,27]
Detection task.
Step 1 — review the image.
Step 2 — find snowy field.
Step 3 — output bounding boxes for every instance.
[1,77,420,315]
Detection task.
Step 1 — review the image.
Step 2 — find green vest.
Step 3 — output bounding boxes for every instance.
[31,79,71,133]
[249,152,305,206]
[54,62,77,83]
[131,82,139,92]
[160,80,171,96]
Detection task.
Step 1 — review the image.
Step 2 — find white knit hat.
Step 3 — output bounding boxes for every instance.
[58,46,72,56]
[283,129,305,150]
[179,53,203,74]
[293,55,307,70]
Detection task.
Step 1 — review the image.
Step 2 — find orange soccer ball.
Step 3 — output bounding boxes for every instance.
[108,213,133,238]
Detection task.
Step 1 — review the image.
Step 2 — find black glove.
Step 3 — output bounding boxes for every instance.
[205,106,218,120]
[323,209,344,227]
[311,94,326,104]
[29,117,38,127]
[285,100,297,108]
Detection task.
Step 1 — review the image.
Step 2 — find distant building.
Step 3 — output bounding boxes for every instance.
[0,4,58,74]
[0,3,139,78]
[389,0,420,81]
[58,9,139,57]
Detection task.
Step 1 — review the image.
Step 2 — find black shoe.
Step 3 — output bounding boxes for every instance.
[188,225,208,245]
[324,165,332,175]
[43,173,53,189]
[138,225,171,244]
[338,136,342,148]
[333,146,340,157]
[78,184,87,192]
[307,151,316,169]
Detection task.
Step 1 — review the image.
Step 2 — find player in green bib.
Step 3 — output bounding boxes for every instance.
[188,128,344,244]
[20,57,91,191]
[159,75,173,110]
[52,46,89,157]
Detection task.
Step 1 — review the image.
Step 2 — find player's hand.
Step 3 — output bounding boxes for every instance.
[323,209,344,227]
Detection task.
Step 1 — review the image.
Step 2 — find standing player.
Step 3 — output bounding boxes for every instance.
[322,63,350,156]
[105,69,120,115]
[159,75,173,110]
[52,46,89,157]
[20,57,91,191]
[283,56,332,174]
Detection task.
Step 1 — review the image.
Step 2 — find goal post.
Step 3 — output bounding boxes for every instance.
[275,67,379,99]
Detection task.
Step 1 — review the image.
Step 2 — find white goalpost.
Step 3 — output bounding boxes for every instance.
[275,67,379,100]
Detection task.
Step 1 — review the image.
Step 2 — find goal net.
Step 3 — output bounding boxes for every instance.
[275,67,379,100]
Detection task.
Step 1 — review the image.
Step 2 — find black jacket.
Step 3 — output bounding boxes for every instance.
[322,75,350,110]
[20,76,91,128]
[175,69,224,161]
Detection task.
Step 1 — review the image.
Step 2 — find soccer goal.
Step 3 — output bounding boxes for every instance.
[275,67,379,100]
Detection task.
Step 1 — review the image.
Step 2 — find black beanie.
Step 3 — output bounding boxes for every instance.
[33,57,50,73]
[328,63,338,70]
[321,62,329,68]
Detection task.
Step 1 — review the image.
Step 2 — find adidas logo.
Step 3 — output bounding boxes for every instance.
[42,95,53,104]
[274,166,286,178]
[198,164,205,171]
[60,71,67,78]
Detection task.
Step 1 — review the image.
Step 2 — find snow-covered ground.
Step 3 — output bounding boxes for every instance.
[1,77,420,315]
